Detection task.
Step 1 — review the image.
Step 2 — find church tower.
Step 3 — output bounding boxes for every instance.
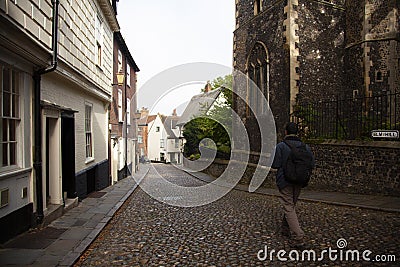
[233,0,346,141]
[345,0,399,98]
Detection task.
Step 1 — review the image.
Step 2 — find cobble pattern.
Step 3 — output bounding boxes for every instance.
[75,164,399,266]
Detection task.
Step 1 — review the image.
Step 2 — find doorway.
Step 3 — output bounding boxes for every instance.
[45,117,61,206]
[61,113,76,198]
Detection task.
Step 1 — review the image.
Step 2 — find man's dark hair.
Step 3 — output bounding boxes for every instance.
[285,122,298,135]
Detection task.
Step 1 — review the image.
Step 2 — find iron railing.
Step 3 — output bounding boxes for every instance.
[291,93,400,140]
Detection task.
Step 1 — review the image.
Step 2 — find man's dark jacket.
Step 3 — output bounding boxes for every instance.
[271,135,315,190]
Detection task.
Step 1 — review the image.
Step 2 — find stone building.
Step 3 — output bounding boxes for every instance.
[233,0,399,143]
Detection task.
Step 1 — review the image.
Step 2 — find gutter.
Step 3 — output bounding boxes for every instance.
[33,0,59,224]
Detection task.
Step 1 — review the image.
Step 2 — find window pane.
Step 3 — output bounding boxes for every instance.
[2,143,8,166]
[12,95,19,118]
[3,68,10,93]
[0,68,2,115]
[3,92,10,117]
[12,70,19,94]
[9,142,16,165]
[2,119,7,141]
[86,133,92,157]
[9,120,16,141]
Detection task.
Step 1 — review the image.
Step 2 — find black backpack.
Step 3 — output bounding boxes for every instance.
[283,140,313,187]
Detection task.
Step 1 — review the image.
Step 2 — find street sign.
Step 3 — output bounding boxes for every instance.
[371,130,399,139]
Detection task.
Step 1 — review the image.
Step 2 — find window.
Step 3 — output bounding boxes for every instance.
[118,89,123,122]
[127,64,131,87]
[126,99,131,125]
[85,104,93,159]
[156,126,160,132]
[376,71,383,82]
[1,66,20,168]
[95,14,103,67]
[0,188,9,208]
[118,50,122,72]
[138,135,143,144]
[254,0,262,15]
[160,139,165,148]
[247,42,270,116]
[175,139,179,148]
[96,43,102,66]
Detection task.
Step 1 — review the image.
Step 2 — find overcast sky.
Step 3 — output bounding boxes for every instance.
[116,0,235,115]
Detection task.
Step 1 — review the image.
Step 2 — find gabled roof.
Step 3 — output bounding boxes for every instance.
[114,32,140,72]
[176,88,221,126]
[163,116,180,138]
[146,115,157,124]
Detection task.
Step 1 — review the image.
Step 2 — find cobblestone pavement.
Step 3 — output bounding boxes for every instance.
[75,164,399,266]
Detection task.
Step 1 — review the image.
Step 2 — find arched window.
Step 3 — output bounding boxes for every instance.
[246,42,270,116]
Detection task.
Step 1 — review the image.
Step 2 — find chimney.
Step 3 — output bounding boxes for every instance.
[204,81,212,93]
[140,107,149,118]
[172,109,177,116]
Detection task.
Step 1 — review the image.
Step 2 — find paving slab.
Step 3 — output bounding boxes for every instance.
[0,249,44,265]
[0,164,150,266]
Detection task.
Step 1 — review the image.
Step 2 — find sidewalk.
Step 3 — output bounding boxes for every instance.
[185,170,400,213]
[0,164,150,267]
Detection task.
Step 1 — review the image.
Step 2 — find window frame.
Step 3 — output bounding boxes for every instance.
[126,64,131,87]
[246,42,270,117]
[95,14,103,68]
[126,98,131,126]
[118,89,123,123]
[1,65,21,171]
[118,50,123,72]
[85,102,94,162]
[160,139,165,148]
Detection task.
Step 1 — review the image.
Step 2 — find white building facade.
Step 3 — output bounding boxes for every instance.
[147,114,167,162]
[0,0,118,242]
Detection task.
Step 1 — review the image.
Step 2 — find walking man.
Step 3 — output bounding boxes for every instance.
[272,122,315,248]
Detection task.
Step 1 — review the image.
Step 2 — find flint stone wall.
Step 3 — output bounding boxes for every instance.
[186,141,400,196]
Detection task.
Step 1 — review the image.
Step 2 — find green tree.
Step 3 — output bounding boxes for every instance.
[183,74,232,159]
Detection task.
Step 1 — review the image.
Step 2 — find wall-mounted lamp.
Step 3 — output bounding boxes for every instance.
[112,72,125,86]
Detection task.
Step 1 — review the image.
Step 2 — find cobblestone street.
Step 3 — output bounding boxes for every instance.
[75,164,399,266]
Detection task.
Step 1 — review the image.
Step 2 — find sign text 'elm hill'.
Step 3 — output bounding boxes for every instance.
[371,130,399,139]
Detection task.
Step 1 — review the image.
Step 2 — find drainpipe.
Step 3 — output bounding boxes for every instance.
[33,0,59,224]
[124,56,128,178]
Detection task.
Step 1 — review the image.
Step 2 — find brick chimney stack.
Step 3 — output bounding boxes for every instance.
[140,107,149,118]
[172,108,177,116]
[204,81,212,93]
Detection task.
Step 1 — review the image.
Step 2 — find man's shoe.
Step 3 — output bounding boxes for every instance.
[275,225,291,237]
[289,238,306,249]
